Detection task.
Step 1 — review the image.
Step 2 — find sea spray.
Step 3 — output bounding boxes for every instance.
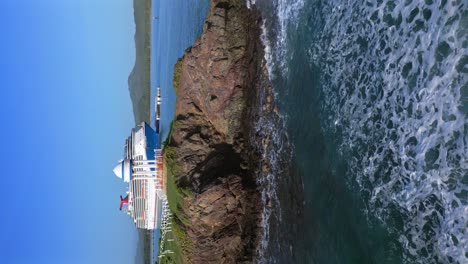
[252,0,467,262]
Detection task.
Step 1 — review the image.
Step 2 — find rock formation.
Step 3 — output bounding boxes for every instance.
[166,0,266,262]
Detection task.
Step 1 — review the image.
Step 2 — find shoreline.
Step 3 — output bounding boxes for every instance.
[159,0,286,262]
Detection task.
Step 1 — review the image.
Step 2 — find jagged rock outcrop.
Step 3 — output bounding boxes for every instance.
[167,0,265,262]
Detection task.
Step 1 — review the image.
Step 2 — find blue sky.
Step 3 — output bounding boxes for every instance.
[0,0,138,263]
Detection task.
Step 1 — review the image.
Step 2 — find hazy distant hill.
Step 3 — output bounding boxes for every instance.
[134,228,152,264]
[128,0,152,126]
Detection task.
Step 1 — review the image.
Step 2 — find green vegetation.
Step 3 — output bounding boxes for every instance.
[157,218,186,264]
[128,0,152,125]
[158,119,194,263]
[162,120,176,149]
[172,59,183,94]
[159,148,190,264]
[164,147,182,204]
[164,146,190,226]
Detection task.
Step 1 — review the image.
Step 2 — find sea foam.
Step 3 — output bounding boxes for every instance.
[310,0,467,262]
[255,0,467,262]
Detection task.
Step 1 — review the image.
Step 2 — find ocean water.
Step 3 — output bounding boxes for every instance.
[151,0,210,140]
[250,0,467,263]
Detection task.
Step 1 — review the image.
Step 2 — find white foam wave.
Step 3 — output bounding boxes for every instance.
[310,0,468,262]
[246,0,253,9]
[254,108,291,264]
[253,0,467,261]
[253,0,305,79]
[274,0,304,76]
[260,20,274,78]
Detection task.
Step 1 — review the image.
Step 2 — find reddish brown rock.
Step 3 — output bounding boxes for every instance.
[167,0,266,263]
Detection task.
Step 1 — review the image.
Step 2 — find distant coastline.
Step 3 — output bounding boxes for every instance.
[127,1,152,263]
[128,0,152,126]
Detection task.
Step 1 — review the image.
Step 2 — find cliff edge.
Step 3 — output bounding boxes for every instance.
[165,0,265,262]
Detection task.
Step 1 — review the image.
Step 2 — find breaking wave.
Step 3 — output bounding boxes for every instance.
[254,0,467,262]
[310,0,468,263]
[253,103,291,264]
[248,1,298,263]
[249,0,305,79]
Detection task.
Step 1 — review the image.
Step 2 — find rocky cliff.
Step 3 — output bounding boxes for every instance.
[165,0,267,262]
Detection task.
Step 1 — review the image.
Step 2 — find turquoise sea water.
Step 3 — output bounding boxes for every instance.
[252,0,467,263]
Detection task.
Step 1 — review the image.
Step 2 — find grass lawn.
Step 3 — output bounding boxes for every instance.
[159,133,193,263]
[157,222,184,264]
